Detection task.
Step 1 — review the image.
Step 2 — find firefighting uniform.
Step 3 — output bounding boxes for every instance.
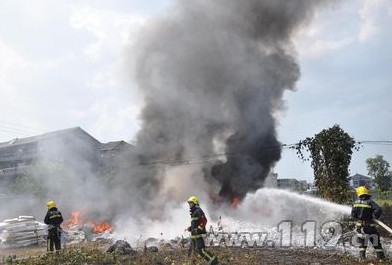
[351,195,385,260]
[188,205,218,265]
[44,207,64,252]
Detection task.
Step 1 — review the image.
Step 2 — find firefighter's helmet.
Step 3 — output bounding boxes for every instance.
[47,200,56,209]
[356,186,369,197]
[187,196,199,205]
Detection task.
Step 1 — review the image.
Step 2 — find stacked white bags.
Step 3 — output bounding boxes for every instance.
[0,216,46,248]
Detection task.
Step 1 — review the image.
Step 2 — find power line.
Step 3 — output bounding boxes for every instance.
[134,140,392,166]
[0,120,43,133]
[0,121,390,166]
[0,125,39,136]
[0,127,32,137]
[357,140,392,145]
[0,121,45,141]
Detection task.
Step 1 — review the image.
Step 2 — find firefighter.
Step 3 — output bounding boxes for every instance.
[351,186,386,262]
[44,200,64,252]
[186,196,218,265]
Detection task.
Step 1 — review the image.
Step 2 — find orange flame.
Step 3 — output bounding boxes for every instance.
[231,197,240,208]
[65,211,113,234]
[89,221,113,234]
[65,211,81,227]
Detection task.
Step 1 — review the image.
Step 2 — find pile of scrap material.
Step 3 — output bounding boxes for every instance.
[0,216,46,248]
[63,225,113,244]
[64,224,86,244]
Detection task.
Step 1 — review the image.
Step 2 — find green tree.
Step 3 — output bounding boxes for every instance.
[366,155,391,192]
[292,125,360,204]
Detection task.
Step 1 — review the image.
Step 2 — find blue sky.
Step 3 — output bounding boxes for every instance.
[0,0,391,182]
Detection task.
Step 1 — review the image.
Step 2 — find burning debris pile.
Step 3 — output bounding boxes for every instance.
[0,211,114,249]
[0,216,46,248]
[63,211,113,244]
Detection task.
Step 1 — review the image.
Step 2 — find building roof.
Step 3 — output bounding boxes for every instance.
[277,178,298,181]
[101,141,134,151]
[349,173,371,180]
[0,127,100,148]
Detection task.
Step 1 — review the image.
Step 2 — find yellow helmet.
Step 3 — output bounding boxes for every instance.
[356,186,369,197]
[187,196,199,205]
[47,200,56,209]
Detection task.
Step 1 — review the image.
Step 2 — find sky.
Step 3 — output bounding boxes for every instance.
[0,0,391,182]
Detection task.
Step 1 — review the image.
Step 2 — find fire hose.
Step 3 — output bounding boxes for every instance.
[373,219,392,235]
[320,219,392,263]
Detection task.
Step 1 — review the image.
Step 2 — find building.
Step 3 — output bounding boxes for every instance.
[264,172,278,188]
[303,184,318,196]
[100,140,134,175]
[349,173,374,189]
[0,127,110,186]
[100,141,134,159]
[277,178,309,193]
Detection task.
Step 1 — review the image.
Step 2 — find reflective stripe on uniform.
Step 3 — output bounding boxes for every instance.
[191,217,199,220]
[353,204,371,208]
[191,234,202,239]
[49,214,62,219]
[201,248,214,260]
[356,221,376,227]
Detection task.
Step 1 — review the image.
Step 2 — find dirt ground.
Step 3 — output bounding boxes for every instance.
[0,242,390,265]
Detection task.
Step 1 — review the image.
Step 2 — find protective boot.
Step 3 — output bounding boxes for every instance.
[376,249,386,262]
[359,250,366,262]
[208,256,218,265]
[201,248,218,265]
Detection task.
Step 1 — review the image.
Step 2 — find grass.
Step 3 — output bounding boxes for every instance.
[376,199,392,206]
[2,242,381,265]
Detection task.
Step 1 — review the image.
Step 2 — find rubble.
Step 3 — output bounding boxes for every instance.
[63,225,86,244]
[147,246,159,252]
[0,216,46,248]
[107,240,137,255]
[92,230,113,243]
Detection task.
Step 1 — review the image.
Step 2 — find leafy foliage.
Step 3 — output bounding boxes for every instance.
[366,155,392,192]
[292,125,360,204]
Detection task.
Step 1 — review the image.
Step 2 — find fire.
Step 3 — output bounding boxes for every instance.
[89,221,113,234]
[231,197,240,208]
[65,211,81,227]
[65,211,113,234]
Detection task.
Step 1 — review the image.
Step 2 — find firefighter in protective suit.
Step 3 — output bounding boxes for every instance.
[351,186,386,262]
[186,196,218,265]
[44,200,64,252]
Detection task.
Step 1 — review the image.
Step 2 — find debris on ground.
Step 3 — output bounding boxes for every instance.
[3,241,390,265]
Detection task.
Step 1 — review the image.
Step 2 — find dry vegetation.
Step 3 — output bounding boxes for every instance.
[1,241,391,265]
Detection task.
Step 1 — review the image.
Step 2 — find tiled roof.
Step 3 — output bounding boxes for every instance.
[0,127,99,148]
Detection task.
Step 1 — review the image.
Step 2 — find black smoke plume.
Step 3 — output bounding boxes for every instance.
[131,0,328,203]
